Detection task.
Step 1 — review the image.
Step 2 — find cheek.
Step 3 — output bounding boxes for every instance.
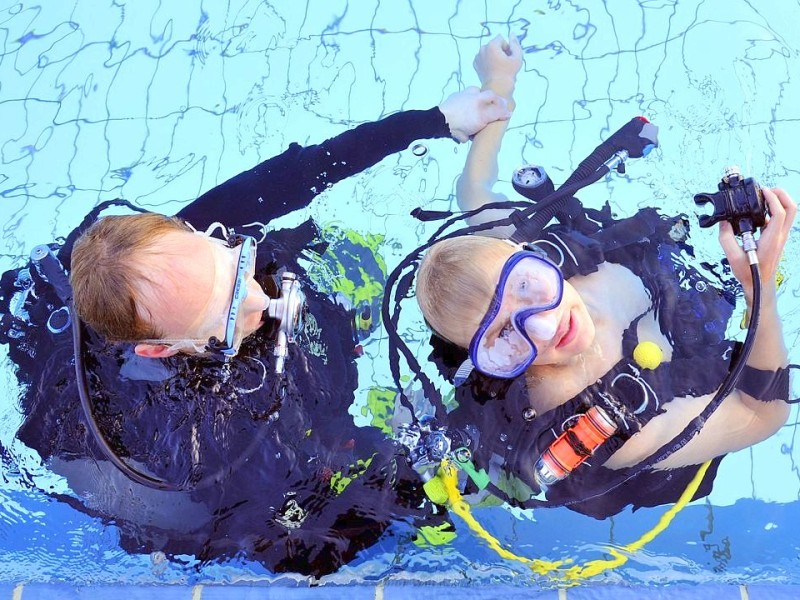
[574,304,596,351]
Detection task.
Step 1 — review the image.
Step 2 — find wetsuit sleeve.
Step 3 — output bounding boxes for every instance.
[176,107,452,230]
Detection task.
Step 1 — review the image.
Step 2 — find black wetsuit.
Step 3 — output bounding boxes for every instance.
[0,108,452,576]
[431,207,738,518]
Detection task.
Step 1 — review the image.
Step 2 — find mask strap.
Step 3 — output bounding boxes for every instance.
[187,220,232,242]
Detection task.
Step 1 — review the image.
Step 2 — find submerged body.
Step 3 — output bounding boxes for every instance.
[430,209,744,515]
[416,36,795,516]
[0,105,502,575]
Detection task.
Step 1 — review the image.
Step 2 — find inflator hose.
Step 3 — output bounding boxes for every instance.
[509,166,610,244]
[71,304,178,491]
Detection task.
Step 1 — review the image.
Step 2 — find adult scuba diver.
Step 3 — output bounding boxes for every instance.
[387,36,797,520]
[0,87,511,576]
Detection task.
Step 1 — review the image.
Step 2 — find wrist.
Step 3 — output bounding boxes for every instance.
[743,288,777,327]
[481,80,516,111]
[744,280,777,306]
[481,77,516,94]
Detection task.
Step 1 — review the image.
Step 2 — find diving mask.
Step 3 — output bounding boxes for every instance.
[468,251,564,379]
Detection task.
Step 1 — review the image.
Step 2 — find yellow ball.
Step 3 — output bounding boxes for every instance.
[633,341,663,370]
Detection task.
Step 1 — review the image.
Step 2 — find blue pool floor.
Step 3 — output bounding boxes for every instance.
[0,584,798,600]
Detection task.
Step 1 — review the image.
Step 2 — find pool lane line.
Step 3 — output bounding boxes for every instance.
[192,584,203,600]
[12,584,22,600]
[740,585,749,600]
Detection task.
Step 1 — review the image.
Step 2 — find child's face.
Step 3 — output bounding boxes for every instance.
[463,252,596,369]
[526,279,595,366]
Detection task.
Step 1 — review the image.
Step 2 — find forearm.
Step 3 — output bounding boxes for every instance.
[304,107,451,184]
[735,283,791,422]
[743,287,788,371]
[457,78,516,213]
[178,108,450,229]
[457,120,510,211]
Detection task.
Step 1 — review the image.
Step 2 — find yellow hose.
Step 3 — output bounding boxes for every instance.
[437,459,712,583]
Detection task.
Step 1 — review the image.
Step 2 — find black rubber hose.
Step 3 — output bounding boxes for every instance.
[71,304,178,491]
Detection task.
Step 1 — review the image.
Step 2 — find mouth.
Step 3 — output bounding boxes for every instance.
[555,310,577,349]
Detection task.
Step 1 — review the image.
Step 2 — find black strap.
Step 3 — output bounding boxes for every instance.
[383,199,533,423]
[737,364,799,403]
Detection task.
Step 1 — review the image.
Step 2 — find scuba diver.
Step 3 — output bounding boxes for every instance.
[396,36,797,518]
[0,86,511,576]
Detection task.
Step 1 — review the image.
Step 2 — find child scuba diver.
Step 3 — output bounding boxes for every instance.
[398,36,797,517]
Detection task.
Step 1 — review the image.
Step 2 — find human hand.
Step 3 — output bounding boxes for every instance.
[473,35,523,87]
[438,86,512,143]
[718,187,797,300]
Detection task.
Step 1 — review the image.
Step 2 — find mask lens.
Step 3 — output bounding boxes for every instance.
[469,252,564,378]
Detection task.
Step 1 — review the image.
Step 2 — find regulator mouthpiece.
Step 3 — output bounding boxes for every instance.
[694,167,767,236]
[265,272,306,375]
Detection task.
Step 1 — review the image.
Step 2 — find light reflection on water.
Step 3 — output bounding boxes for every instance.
[1,0,800,586]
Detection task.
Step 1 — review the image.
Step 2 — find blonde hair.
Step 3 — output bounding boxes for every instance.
[70,213,192,341]
[416,236,516,348]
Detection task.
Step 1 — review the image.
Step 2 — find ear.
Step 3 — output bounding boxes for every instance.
[134,343,179,358]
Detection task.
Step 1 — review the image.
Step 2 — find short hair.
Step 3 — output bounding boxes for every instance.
[415,235,515,348]
[70,213,192,341]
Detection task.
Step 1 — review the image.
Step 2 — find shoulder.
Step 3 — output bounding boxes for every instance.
[570,261,651,319]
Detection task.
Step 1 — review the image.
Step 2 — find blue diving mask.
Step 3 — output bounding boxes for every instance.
[205,232,258,359]
[466,251,564,380]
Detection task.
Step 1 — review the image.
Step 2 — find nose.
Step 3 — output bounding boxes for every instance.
[523,310,559,341]
[243,279,271,332]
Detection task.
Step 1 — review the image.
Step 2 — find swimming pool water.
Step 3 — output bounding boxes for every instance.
[1,0,800,589]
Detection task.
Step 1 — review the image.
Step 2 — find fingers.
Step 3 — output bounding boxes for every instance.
[478,35,505,61]
[756,188,794,269]
[758,188,793,246]
[718,220,742,264]
[760,188,783,240]
[769,187,796,211]
[764,187,797,231]
[487,34,521,57]
[489,34,505,51]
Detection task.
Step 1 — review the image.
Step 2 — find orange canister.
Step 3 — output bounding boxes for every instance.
[533,405,618,489]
